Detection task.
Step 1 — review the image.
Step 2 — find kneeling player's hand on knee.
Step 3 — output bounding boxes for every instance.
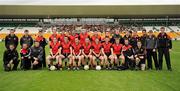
[10,60,13,64]
[7,64,10,67]
[139,56,144,59]
[136,57,139,61]
[33,61,39,65]
[128,55,134,60]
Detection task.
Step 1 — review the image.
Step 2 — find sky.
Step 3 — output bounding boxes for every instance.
[0,0,180,5]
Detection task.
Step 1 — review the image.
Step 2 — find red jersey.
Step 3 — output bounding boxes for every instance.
[122,45,132,51]
[82,43,92,55]
[49,34,60,42]
[20,48,31,58]
[91,35,101,43]
[122,45,133,56]
[102,42,112,53]
[92,43,102,54]
[35,36,43,42]
[61,42,71,54]
[59,34,65,43]
[79,33,89,44]
[50,42,60,55]
[111,44,123,55]
[69,34,79,44]
[72,43,82,55]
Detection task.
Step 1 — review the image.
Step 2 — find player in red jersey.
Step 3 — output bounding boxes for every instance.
[59,30,66,43]
[110,37,124,69]
[46,38,61,70]
[59,36,73,70]
[49,29,60,42]
[69,31,79,44]
[71,37,82,70]
[81,37,93,67]
[91,31,101,43]
[91,38,104,68]
[79,30,89,44]
[101,36,113,69]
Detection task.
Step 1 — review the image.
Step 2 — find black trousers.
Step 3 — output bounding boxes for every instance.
[124,56,135,69]
[137,58,145,67]
[158,48,171,70]
[4,59,19,71]
[42,48,46,67]
[22,58,42,70]
[22,58,31,70]
[146,49,159,69]
[32,58,43,70]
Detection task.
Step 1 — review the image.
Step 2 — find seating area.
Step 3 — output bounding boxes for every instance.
[0,25,180,40]
[0,21,180,40]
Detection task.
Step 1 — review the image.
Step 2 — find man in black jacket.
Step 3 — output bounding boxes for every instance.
[123,30,132,45]
[140,29,147,48]
[20,30,33,48]
[5,29,18,49]
[110,29,123,44]
[30,41,44,70]
[3,44,19,71]
[157,27,172,71]
[131,30,140,48]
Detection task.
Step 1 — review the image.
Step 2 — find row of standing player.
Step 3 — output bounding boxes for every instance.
[3,27,172,71]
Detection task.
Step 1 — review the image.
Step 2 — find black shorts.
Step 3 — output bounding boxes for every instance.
[50,53,59,57]
[105,52,111,57]
[84,53,89,55]
[62,53,70,58]
[116,54,121,58]
[92,53,100,57]
[139,59,145,64]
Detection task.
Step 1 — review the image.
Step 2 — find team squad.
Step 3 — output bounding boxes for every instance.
[3,27,172,71]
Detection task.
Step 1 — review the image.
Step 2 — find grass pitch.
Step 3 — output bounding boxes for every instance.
[0,41,180,91]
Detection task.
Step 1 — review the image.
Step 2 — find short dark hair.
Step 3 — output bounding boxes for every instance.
[9,43,15,46]
[75,36,80,40]
[142,29,146,32]
[129,31,132,34]
[10,29,15,32]
[124,38,129,41]
[160,27,165,29]
[24,30,29,32]
[39,29,43,32]
[105,36,109,38]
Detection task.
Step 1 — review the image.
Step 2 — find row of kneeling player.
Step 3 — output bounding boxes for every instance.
[45,36,146,71]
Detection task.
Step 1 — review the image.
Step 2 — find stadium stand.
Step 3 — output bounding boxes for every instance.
[0,18,180,40]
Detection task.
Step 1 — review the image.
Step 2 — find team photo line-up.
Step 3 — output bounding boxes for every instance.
[3,26,172,71]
